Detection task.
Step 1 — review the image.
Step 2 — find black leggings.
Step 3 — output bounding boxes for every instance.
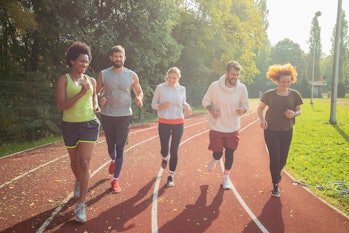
[158,123,184,172]
[101,115,131,178]
[264,129,293,185]
[213,148,234,170]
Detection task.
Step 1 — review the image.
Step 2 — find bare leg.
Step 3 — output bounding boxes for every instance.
[67,148,79,180]
[76,142,95,204]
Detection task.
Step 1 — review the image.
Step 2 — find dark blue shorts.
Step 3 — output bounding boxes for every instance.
[61,119,100,148]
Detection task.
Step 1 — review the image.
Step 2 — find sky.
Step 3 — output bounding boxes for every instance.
[266,0,349,55]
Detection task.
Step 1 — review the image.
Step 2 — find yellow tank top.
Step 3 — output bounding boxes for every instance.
[62,74,96,122]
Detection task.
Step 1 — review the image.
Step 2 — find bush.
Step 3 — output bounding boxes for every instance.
[337,82,346,98]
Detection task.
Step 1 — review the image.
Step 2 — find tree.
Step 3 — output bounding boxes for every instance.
[0,0,269,143]
[306,11,322,84]
[0,0,183,143]
[0,0,37,78]
[269,39,305,70]
[268,39,306,95]
[172,0,268,103]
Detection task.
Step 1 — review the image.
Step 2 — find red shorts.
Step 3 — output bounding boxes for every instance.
[208,130,240,152]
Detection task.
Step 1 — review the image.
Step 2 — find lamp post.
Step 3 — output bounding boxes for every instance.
[310,11,321,105]
[310,41,316,104]
[329,0,342,124]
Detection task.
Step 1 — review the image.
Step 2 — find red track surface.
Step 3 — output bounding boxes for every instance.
[1,111,348,233]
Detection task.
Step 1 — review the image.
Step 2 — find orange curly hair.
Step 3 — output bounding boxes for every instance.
[266,63,298,84]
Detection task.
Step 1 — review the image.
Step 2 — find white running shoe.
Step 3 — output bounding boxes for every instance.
[222,176,232,190]
[207,159,217,171]
[73,181,80,198]
[74,203,87,223]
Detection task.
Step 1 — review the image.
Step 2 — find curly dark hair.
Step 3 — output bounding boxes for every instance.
[66,41,92,67]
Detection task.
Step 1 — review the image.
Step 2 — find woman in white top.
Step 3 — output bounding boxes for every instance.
[151,67,192,186]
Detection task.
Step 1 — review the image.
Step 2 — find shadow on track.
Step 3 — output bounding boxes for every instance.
[56,177,165,233]
[243,197,284,233]
[1,178,109,233]
[158,185,224,233]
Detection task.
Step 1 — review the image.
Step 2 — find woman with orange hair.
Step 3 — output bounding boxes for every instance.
[257,63,303,198]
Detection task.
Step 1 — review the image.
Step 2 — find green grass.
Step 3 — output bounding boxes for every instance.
[287,98,349,215]
[0,136,62,157]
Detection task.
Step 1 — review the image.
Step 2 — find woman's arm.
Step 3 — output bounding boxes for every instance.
[257,102,268,129]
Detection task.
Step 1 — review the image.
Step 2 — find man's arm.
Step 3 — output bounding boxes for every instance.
[132,74,143,107]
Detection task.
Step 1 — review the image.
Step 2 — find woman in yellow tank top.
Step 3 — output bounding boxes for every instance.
[55,41,100,223]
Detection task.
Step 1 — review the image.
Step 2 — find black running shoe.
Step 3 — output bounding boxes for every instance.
[271,186,280,197]
[166,176,174,187]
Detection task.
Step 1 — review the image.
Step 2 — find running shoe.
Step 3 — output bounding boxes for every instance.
[222,176,232,190]
[73,180,80,198]
[271,186,280,197]
[166,176,174,187]
[109,161,115,175]
[74,203,87,223]
[208,158,216,171]
[111,179,122,193]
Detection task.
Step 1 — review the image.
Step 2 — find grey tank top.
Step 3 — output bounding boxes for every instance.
[100,67,135,116]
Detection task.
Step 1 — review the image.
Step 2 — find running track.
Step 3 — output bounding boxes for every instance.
[0,110,348,233]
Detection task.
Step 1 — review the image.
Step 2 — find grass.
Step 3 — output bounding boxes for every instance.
[1,98,348,216]
[0,136,62,157]
[287,98,349,216]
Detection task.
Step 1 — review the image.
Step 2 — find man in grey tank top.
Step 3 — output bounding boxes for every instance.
[96,45,143,193]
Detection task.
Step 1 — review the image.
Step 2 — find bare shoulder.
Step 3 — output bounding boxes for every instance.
[56,75,67,85]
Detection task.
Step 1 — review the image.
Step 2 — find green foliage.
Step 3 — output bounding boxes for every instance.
[0,0,269,144]
[293,76,311,98]
[0,71,59,143]
[288,99,349,215]
[338,81,347,97]
[269,39,305,71]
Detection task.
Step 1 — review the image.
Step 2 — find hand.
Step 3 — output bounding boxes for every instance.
[99,96,109,106]
[260,119,268,129]
[236,107,246,116]
[135,96,143,107]
[94,106,101,114]
[79,78,91,95]
[160,102,171,109]
[284,109,295,118]
[211,108,221,119]
[183,103,192,116]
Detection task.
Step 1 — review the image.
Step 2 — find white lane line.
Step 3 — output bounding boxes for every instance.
[0,155,66,189]
[151,168,164,233]
[36,134,159,233]
[152,117,269,233]
[224,179,269,233]
[151,128,209,233]
[36,118,209,233]
[2,119,209,190]
[221,118,269,233]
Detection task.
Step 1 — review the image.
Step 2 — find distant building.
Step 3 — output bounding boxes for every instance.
[310,80,326,97]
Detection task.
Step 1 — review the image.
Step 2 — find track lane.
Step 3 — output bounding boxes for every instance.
[1,111,348,233]
[0,115,210,232]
